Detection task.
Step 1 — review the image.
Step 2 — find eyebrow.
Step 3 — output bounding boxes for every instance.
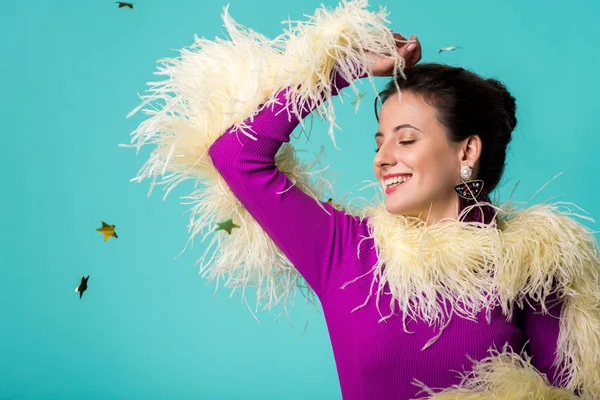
[375,124,423,138]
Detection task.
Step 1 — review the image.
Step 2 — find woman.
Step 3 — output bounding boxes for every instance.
[207,46,571,400]
[127,3,599,398]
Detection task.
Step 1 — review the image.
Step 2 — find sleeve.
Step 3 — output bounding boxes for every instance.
[207,78,366,299]
[519,291,566,387]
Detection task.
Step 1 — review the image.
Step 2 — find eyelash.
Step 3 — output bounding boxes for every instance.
[374,140,416,153]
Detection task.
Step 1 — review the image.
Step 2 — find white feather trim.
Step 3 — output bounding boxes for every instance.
[122,1,400,317]
[413,344,579,399]
[345,195,600,398]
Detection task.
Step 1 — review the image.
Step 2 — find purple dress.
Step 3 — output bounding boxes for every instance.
[208,79,562,399]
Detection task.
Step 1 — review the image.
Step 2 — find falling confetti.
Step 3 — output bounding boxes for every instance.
[438,46,461,53]
[116,2,133,9]
[215,219,240,235]
[97,221,118,242]
[351,92,367,106]
[327,198,344,211]
[75,275,90,299]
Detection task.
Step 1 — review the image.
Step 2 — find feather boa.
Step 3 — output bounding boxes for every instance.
[124,1,600,397]
[413,344,579,399]
[122,0,398,318]
[348,199,600,398]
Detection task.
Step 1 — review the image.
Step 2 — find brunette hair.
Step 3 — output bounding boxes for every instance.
[375,63,517,193]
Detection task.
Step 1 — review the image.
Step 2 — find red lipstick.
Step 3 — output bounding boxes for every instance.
[383,174,412,194]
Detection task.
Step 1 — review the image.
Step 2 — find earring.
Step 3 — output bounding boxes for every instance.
[454,165,484,200]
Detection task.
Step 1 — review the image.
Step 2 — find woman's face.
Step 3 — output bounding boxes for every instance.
[374,91,469,222]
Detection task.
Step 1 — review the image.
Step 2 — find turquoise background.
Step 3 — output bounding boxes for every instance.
[2,0,599,399]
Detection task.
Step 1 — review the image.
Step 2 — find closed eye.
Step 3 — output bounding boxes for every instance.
[399,140,415,145]
[374,140,415,153]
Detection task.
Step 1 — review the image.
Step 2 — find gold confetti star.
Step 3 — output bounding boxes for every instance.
[215,219,240,235]
[97,221,118,242]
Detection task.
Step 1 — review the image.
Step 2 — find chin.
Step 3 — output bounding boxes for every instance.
[385,200,419,218]
[381,179,423,217]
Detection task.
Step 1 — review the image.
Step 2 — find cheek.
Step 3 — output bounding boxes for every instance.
[403,144,434,171]
[411,143,458,182]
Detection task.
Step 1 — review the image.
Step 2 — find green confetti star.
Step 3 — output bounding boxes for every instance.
[215,219,240,235]
[326,198,344,211]
[351,92,367,106]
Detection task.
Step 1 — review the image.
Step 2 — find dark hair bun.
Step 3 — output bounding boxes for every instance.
[378,63,518,193]
[487,78,517,131]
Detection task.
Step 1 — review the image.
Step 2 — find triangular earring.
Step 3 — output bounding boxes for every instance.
[455,165,484,200]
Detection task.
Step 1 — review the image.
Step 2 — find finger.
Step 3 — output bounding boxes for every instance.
[404,35,422,68]
[412,36,422,64]
[393,32,407,41]
[392,32,409,46]
[397,45,409,60]
[397,41,414,60]
[408,35,422,65]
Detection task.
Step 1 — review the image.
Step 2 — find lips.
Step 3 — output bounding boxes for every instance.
[382,172,413,194]
[383,173,412,180]
[385,176,412,194]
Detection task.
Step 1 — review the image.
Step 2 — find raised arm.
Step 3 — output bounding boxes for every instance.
[207,36,422,299]
[207,77,365,299]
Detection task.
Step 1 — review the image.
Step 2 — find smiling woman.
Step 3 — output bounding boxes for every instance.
[372,64,515,224]
[207,65,592,399]
[126,1,600,399]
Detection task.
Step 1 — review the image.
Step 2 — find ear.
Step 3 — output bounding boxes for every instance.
[459,135,482,167]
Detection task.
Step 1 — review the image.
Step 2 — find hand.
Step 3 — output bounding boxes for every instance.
[367,33,422,77]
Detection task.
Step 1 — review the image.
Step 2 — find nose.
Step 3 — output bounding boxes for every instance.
[374,142,397,170]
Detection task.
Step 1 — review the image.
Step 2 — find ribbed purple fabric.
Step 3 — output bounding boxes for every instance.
[208,78,563,399]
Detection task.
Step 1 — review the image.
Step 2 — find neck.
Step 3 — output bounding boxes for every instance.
[415,191,496,226]
[457,190,496,225]
[414,192,461,225]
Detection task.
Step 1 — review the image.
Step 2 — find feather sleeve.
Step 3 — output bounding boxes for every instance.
[208,81,367,299]
[123,0,402,317]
